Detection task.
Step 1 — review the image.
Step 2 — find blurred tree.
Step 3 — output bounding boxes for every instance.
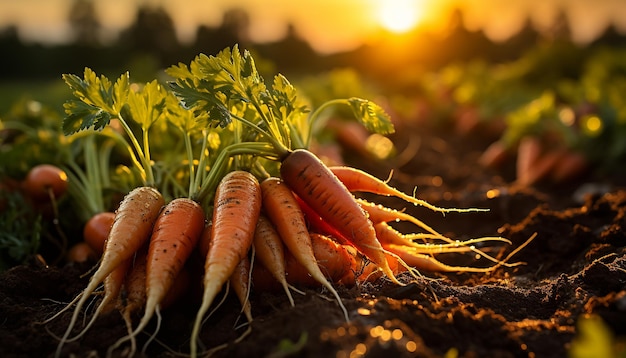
[193,8,250,55]
[118,4,182,67]
[68,0,101,46]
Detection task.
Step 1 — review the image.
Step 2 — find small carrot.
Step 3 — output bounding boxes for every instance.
[54,186,164,358]
[190,170,262,358]
[520,149,563,186]
[230,255,253,325]
[479,140,510,169]
[54,256,132,345]
[119,251,148,354]
[515,136,543,186]
[280,149,400,286]
[260,176,349,321]
[110,197,205,356]
[253,214,296,306]
[305,233,357,286]
[329,165,484,214]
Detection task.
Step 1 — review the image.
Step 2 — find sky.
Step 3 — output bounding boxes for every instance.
[1,0,626,54]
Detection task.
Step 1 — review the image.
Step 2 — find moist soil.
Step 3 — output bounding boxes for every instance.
[1,123,625,358]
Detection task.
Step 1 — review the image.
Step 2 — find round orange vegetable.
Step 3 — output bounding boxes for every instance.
[23,164,69,201]
[83,212,116,255]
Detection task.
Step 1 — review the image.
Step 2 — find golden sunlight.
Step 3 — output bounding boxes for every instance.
[377,0,424,33]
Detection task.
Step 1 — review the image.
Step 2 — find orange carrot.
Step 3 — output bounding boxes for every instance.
[294,194,350,245]
[54,186,164,358]
[329,165,482,214]
[230,255,253,325]
[479,140,510,169]
[110,197,205,356]
[518,149,563,186]
[279,149,400,285]
[515,136,543,186]
[119,251,148,354]
[55,257,131,345]
[260,176,349,321]
[190,170,261,358]
[305,233,357,286]
[253,214,296,306]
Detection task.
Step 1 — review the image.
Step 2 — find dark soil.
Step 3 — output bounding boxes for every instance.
[1,123,625,358]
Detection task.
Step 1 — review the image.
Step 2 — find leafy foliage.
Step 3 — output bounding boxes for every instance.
[0,191,41,271]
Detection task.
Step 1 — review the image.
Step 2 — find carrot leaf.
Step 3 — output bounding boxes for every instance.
[346,97,395,135]
[62,69,129,135]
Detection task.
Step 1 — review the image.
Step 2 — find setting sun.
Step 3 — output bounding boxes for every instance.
[377,0,424,33]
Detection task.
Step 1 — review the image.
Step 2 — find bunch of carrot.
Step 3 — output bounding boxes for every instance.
[47,46,526,358]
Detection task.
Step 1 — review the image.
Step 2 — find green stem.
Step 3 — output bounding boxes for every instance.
[194,141,279,204]
[115,112,149,185]
[305,99,347,148]
[142,128,154,186]
[183,132,196,197]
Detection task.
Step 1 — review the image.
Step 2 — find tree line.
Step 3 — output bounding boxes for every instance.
[1,2,625,81]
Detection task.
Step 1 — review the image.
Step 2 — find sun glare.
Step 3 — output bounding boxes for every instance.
[378,0,424,33]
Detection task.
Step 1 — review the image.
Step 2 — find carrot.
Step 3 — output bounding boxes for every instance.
[119,251,148,355]
[253,214,296,306]
[48,257,132,346]
[479,140,510,169]
[515,136,543,186]
[260,176,349,321]
[329,165,484,214]
[190,170,261,358]
[305,233,357,286]
[230,255,253,325]
[109,197,205,356]
[54,186,164,358]
[518,149,563,186]
[294,194,350,245]
[83,211,115,256]
[279,149,400,286]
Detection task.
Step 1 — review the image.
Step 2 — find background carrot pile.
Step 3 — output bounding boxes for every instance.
[8,46,523,358]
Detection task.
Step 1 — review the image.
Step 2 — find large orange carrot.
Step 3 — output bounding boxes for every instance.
[54,186,164,358]
[191,170,262,358]
[294,194,350,245]
[329,166,484,214]
[253,214,296,306]
[260,176,349,321]
[280,149,399,285]
[110,197,205,356]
